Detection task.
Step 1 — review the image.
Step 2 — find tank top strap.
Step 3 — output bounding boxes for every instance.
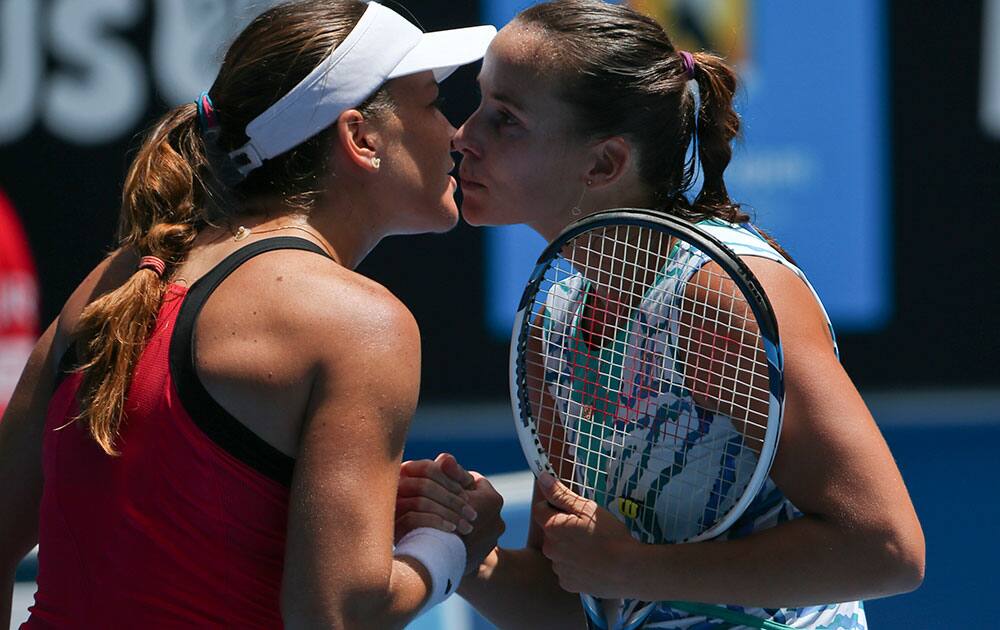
[184,236,332,297]
[169,237,333,486]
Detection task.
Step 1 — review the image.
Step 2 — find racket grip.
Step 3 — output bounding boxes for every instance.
[580,594,610,629]
[620,601,657,630]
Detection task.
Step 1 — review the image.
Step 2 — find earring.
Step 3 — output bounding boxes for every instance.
[570,180,592,216]
[371,156,381,169]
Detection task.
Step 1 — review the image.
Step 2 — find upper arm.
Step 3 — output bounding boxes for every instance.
[281,284,422,624]
[743,257,922,544]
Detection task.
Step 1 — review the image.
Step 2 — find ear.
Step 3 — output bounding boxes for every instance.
[584,136,632,189]
[333,109,382,173]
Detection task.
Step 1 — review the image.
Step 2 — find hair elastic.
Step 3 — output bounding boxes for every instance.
[678,50,696,80]
[196,91,219,134]
[137,256,167,277]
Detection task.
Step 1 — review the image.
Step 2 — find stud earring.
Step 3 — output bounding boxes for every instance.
[371,156,381,169]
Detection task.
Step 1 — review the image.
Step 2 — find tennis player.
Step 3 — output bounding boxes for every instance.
[398,2,924,628]
[0,2,503,627]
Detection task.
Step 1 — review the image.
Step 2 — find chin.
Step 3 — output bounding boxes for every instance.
[437,210,461,232]
[461,200,521,228]
[423,200,460,233]
[458,197,495,227]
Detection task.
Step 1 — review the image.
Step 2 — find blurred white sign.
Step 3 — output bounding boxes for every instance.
[0,0,278,146]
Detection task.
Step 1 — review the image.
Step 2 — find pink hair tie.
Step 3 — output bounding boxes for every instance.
[678,50,696,80]
[137,256,167,277]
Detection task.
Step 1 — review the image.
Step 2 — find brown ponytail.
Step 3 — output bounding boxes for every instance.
[688,51,743,222]
[74,106,205,454]
[683,52,792,259]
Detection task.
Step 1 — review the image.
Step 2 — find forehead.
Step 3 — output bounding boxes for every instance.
[487,23,554,76]
[479,24,574,120]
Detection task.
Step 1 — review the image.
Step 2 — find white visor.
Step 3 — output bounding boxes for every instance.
[229,2,496,176]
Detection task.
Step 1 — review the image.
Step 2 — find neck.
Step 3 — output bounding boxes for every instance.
[308,204,381,270]
[530,185,656,244]
[310,174,397,270]
[236,181,391,270]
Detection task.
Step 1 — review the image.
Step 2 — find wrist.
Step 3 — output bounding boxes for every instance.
[457,546,500,596]
[611,536,652,598]
[394,527,466,612]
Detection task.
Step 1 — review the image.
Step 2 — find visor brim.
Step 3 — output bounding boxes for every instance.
[388,25,497,82]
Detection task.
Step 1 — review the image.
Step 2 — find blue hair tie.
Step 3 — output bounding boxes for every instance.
[193,90,246,186]
[195,91,218,134]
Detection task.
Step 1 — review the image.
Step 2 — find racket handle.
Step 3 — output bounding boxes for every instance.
[620,600,656,630]
[580,593,610,629]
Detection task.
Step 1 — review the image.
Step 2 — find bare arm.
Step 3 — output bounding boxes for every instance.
[536,258,925,606]
[280,284,440,629]
[393,456,581,629]
[457,480,584,630]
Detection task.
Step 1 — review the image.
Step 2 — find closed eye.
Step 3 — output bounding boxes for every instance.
[495,108,519,127]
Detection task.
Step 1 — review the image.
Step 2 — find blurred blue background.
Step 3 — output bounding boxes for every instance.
[4,0,1000,628]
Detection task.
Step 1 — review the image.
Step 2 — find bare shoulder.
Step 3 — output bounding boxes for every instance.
[270,252,413,341]
[739,256,835,355]
[191,248,421,455]
[204,248,420,369]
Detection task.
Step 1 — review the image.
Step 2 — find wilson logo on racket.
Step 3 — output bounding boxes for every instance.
[617,496,644,520]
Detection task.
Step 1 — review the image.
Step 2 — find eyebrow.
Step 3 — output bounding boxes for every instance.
[475,75,527,112]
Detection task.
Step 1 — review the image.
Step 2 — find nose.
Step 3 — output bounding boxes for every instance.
[451,117,480,159]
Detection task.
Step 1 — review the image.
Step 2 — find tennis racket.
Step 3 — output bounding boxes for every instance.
[510,209,785,630]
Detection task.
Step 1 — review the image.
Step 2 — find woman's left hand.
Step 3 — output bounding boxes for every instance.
[532,473,640,599]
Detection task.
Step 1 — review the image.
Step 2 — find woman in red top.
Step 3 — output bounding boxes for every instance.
[0,1,502,627]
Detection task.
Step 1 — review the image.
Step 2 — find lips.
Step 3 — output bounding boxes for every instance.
[458,165,486,189]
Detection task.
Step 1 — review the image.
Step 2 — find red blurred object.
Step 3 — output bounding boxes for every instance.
[0,187,40,416]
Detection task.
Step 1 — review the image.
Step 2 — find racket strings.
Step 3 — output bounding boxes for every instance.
[521,224,774,536]
[523,309,773,414]
[526,266,772,419]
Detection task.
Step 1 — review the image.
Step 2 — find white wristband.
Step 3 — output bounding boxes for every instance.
[393,527,467,612]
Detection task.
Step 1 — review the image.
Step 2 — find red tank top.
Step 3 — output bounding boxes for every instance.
[25,238,329,629]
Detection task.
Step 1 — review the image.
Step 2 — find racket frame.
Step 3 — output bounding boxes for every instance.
[508,209,786,627]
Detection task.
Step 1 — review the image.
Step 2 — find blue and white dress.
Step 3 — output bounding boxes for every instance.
[539,219,866,629]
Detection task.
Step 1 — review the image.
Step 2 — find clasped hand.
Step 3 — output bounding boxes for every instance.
[395,453,505,576]
[532,473,641,600]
